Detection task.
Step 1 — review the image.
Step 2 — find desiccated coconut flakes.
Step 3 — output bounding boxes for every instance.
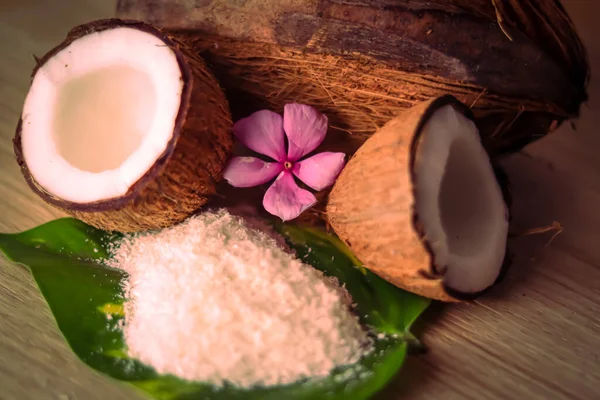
[106,209,372,388]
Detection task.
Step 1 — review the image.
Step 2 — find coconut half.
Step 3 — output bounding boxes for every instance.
[13,19,232,232]
[326,95,510,302]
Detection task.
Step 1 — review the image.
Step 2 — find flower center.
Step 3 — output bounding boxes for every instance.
[284,161,293,170]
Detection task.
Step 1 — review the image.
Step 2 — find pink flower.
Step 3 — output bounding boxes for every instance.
[223,104,346,221]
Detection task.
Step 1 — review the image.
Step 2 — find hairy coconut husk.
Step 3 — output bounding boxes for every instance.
[116,0,588,156]
[326,95,511,302]
[13,19,233,233]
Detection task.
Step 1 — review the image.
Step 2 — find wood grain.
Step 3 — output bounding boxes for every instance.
[0,1,599,399]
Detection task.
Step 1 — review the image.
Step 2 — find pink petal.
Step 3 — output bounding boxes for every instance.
[263,171,317,221]
[283,103,328,161]
[223,157,283,188]
[233,110,286,162]
[292,152,346,191]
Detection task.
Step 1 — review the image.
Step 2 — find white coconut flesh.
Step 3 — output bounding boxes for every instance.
[413,105,509,294]
[20,27,184,204]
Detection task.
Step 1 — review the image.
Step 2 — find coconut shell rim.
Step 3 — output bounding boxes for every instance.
[13,18,195,213]
[407,94,512,300]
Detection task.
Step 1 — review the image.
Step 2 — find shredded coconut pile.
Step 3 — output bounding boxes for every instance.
[107,209,371,387]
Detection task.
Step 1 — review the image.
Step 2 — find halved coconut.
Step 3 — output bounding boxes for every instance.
[13,19,232,232]
[326,95,510,302]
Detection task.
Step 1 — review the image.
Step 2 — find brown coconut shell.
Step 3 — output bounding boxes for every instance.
[13,19,233,233]
[325,95,510,302]
[116,0,589,156]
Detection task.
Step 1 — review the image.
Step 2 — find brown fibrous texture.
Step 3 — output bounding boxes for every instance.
[13,19,233,233]
[326,95,507,302]
[116,0,589,156]
[185,37,565,156]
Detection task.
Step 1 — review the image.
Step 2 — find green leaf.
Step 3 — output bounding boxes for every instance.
[0,218,430,400]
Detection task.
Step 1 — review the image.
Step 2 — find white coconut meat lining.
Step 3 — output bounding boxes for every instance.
[413,105,509,294]
[20,27,184,204]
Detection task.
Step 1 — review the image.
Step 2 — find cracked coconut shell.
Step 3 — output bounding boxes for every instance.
[117,0,589,156]
[326,95,512,302]
[13,19,233,233]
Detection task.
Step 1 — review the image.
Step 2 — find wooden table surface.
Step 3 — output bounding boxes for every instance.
[1,1,599,399]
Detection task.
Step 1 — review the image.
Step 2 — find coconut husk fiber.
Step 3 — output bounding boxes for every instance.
[326,95,511,302]
[13,19,233,233]
[116,0,589,156]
